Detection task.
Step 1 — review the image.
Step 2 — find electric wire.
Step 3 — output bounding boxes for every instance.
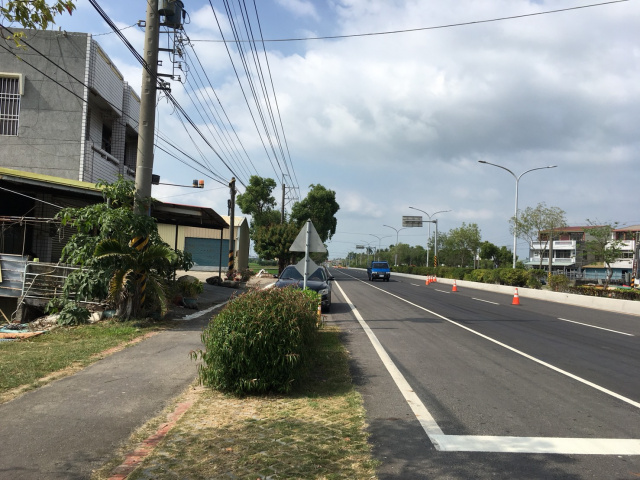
[193,0,629,43]
[0,24,224,186]
[251,0,300,198]
[222,0,286,180]
[207,0,283,184]
[182,36,259,178]
[234,0,290,182]
[88,0,249,188]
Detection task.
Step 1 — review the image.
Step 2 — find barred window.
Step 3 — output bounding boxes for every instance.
[0,75,22,136]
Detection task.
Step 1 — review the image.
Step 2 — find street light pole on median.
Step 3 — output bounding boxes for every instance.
[408,207,451,267]
[369,234,391,262]
[383,225,408,266]
[478,161,557,269]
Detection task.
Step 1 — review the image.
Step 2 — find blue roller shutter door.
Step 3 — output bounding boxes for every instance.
[184,237,229,267]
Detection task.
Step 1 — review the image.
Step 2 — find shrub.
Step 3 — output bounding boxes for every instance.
[549,274,570,292]
[57,301,90,326]
[177,277,203,298]
[498,268,529,287]
[193,286,320,395]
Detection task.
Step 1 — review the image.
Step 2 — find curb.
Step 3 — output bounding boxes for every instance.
[107,399,194,479]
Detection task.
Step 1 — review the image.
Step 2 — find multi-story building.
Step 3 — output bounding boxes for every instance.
[526,225,640,282]
[0,28,139,183]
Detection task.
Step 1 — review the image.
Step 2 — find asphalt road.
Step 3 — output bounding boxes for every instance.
[327,267,640,479]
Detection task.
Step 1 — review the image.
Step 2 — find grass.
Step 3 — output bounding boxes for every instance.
[94,324,378,480]
[249,262,279,276]
[0,320,168,402]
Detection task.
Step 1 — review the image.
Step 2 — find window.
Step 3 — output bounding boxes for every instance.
[101,123,112,154]
[0,74,22,136]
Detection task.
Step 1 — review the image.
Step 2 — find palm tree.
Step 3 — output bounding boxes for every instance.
[94,239,177,319]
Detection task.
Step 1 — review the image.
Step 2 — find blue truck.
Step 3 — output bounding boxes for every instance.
[367,261,391,281]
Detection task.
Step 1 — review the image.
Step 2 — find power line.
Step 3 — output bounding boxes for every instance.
[208,0,287,185]
[0,25,226,187]
[192,0,629,43]
[87,0,249,188]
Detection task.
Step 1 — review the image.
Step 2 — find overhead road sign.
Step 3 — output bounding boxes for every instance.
[402,215,423,227]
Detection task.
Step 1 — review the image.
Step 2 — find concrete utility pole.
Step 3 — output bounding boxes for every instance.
[228,177,236,273]
[134,0,160,215]
[281,182,285,223]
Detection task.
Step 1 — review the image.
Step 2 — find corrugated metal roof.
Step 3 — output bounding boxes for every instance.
[0,167,102,195]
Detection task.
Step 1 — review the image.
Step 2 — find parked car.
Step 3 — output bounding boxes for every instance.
[275,264,334,312]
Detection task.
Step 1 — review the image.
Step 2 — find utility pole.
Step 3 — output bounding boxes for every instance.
[134,0,160,215]
[281,181,285,223]
[228,177,236,273]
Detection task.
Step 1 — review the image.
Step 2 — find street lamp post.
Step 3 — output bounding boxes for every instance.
[369,234,391,261]
[360,240,374,265]
[478,160,557,269]
[382,225,408,266]
[408,207,451,267]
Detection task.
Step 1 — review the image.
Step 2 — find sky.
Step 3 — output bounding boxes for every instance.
[42,0,640,261]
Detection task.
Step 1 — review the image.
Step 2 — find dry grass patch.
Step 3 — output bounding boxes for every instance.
[107,325,378,480]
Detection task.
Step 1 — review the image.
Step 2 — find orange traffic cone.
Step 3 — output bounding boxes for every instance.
[425,276,429,285]
[433,276,437,283]
[512,288,520,305]
[452,280,458,292]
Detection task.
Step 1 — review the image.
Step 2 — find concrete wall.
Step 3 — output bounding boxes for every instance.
[0,30,89,180]
[0,30,140,185]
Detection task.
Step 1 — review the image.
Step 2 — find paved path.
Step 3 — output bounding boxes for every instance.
[0,282,237,480]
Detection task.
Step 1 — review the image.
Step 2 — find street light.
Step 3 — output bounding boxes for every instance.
[368,234,391,261]
[360,239,375,264]
[478,160,557,269]
[408,207,451,267]
[382,225,408,266]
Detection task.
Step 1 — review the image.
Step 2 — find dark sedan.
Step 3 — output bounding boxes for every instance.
[275,265,334,312]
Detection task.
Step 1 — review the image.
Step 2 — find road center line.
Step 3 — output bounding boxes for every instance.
[473,297,500,305]
[557,317,634,336]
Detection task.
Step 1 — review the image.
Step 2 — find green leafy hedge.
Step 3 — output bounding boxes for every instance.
[193,286,320,395]
[392,265,546,287]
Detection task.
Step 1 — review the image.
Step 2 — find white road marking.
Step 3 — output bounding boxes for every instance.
[411,283,422,287]
[435,289,450,294]
[333,273,640,454]
[432,435,640,454]
[473,297,500,305]
[176,301,228,320]
[333,281,444,438]
[557,317,634,336]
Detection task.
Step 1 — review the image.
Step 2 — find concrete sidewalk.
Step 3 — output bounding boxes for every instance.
[0,280,241,480]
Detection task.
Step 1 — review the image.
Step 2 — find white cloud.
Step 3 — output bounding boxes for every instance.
[275,0,320,20]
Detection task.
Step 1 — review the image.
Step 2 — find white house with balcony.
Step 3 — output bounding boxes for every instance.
[0,29,139,183]
[526,225,640,283]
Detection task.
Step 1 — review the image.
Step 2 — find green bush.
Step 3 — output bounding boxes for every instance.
[549,274,570,292]
[57,302,90,326]
[498,268,529,287]
[177,277,203,298]
[193,286,320,395]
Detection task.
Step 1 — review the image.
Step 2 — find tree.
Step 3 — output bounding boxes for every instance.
[479,241,513,268]
[439,223,481,267]
[236,176,280,230]
[583,220,624,289]
[290,184,339,242]
[509,202,566,269]
[253,221,300,273]
[1,1,76,45]
[55,177,190,318]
